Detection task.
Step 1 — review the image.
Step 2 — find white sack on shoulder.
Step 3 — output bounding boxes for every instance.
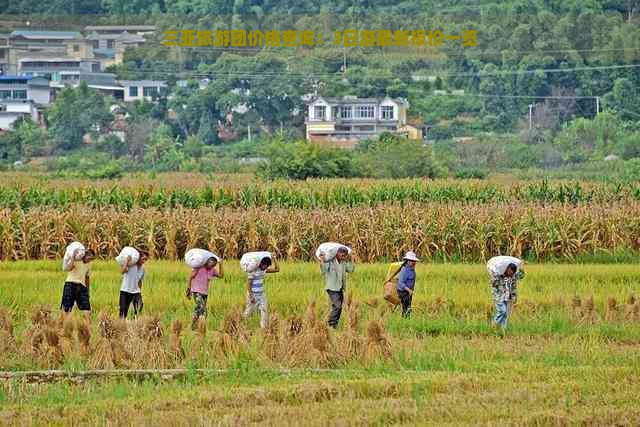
[240,251,272,273]
[116,247,140,267]
[315,242,352,262]
[487,256,523,277]
[185,248,220,269]
[62,241,85,271]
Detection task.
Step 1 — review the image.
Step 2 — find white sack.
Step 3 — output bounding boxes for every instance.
[240,251,272,273]
[315,242,352,262]
[62,241,85,271]
[116,246,140,267]
[487,256,523,277]
[185,248,220,269]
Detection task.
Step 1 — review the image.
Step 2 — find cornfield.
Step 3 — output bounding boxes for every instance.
[2,202,640,261]
[2,176,640,210]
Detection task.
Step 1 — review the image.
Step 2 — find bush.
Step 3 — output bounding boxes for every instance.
[44,151,128,179]
[258,140,360,180]
[454,168,488,179]
[621,158,640,182]
[95,134,127,158]
[616,133,640,160]
[358,134,446,179]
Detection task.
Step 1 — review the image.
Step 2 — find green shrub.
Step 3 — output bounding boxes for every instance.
[258,140,360,180]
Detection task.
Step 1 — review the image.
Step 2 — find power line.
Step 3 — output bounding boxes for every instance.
[108,62,640,80]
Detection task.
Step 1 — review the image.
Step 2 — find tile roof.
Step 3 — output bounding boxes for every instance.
[308,96,409,106]
[10,30,82,39]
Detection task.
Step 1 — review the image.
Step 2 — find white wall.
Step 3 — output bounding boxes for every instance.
[0,112,23,130]
[308,99,331,121]
[27,86,51,105]
[379,99,399,121]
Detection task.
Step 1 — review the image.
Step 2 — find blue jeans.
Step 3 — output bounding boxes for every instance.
[494,300,511,328]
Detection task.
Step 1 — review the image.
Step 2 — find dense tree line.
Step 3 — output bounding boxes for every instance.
[0,1,639,178]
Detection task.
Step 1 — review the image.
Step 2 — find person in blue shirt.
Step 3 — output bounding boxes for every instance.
[396,251,420,318]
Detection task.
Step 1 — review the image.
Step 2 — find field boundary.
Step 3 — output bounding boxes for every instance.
[0,368,341,383]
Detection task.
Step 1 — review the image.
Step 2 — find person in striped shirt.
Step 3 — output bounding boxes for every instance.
[243,256,279,329]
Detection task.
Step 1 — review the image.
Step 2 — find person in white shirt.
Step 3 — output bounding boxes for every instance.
[119,251,148,319]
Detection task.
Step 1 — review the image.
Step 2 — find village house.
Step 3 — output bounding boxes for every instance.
[0,100,40,131]
[0,75,51,105]
[0,34,9,74]
[120,80,168,102]
[6,30,101,77]
[84,25,155,70]
[305,96,424,148]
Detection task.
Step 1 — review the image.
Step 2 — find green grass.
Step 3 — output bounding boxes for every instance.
[2,261,640,332]
[2,261,640,425]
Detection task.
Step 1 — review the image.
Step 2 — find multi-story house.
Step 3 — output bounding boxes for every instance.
[0,34,9,74]
[0,75,51,105]
[8,30,100,77]
[85,25,154,70]
[120,80,168,102]
[305,96,422,147]
[50,72,125,100]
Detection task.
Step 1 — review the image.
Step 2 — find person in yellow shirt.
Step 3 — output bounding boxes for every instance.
[61,249,95,321]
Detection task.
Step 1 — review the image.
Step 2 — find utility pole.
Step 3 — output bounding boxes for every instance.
[247,125,251,142]
[528,104,533,130]
[342,48,347,74]
[595,97,600,115]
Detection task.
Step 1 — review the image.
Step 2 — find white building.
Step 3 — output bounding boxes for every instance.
[305,96,422,147]
[119,80,168,102]
[0,100,39,131]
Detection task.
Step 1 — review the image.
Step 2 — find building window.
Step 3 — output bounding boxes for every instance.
[356,125,374,131]
[0,90,11,99]
[340,106,352,119]
[91,63,101,72]
[143,86,158,97]
[381,106,394,120]
[91,40,99,49]
[107,39,115,49]
[129,86,138,97]
[13,90,27,100]
[73,44,80,52]
[313,105,326,120]
[355,105,374,119]
[0,49,5,59]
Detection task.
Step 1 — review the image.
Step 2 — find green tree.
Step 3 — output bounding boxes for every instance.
[357,133,446,178]
[47,83,113,152]
[603,78,640,121]
[11,117,49,158]
[144,124,184,171]
[258,139,360,180]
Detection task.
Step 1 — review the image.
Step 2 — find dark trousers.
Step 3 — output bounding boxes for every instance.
[61,282,91,312]
[119,291,143,319]
[397,289,413,317]
[326,290,344,328]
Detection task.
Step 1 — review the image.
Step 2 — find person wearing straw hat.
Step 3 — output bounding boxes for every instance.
[396,251,420,318]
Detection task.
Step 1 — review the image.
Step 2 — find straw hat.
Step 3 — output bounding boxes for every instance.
[403,251,420,262]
